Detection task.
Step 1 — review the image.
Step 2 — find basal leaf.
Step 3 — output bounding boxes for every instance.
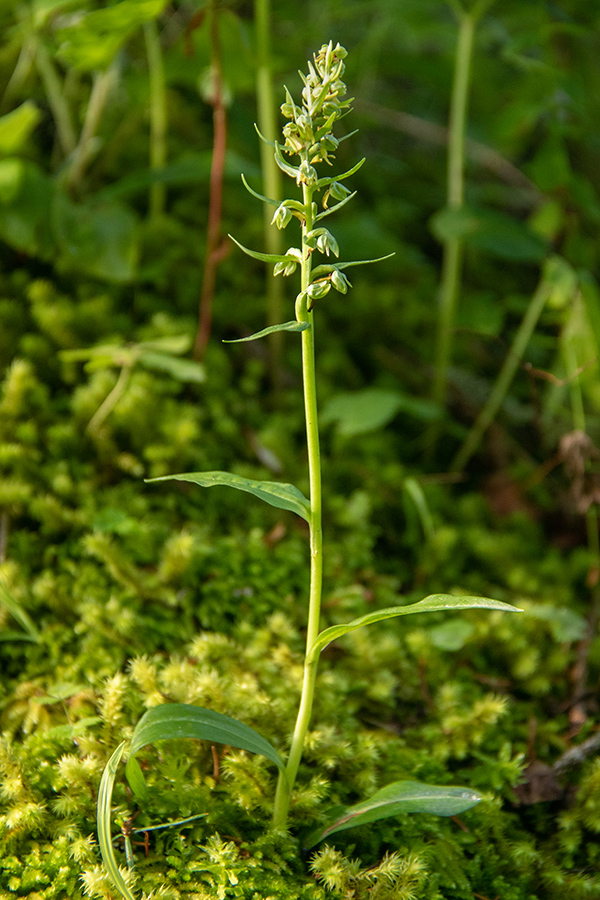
[125,703,286,797]
[97,742,137,900]
[306,780,483,847]
[308,594,521,660]
[223,321,310,342]
[146,470,311,522]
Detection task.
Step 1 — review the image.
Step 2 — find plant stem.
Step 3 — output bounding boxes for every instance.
[66,64,117,193]
[35,40,77,157]
[427,6,476,454]
[451,274,551,472]
[272,184,323,830]
[194,2,227,360]
[144,19,167,219]
[87,364,132,436]
[254,0,284,387]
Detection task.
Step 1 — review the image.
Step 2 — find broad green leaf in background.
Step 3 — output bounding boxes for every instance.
[125,703,286,799]
[56,0,170,71]
[97,742,137,900]
[52,193,138,283]
[428,619,475,651]
[306,780,483,847]
[223,321,310,343]
[430,205,547,261]
[138,351,205,383]
[308,594,521,661]
[525,603,587,643]
[146,471,311,522]
[0,102,40,155]
[321,388,439,436]
[0,159,54,257]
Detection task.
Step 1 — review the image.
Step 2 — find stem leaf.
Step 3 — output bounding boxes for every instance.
[228,234,294,265]
[305,780,483,847]
[241,173,279,207]
[125,704,286,796]
[224,321,310,343]
[97,742,137,900]
[309,594,521,659]
[146,470,311,522]
[316,157,365,189]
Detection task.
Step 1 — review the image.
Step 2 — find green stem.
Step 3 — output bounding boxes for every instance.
[254,0,284,386]
[427,7,476,453]
[35,40,77,157]
[451,274,551,472]
[272,184,322,830]
[66,64,117,192]
[144,19,167,219]
[87,364,132,436]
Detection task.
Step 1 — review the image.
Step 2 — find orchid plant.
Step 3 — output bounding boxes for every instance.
[97,42,520,899]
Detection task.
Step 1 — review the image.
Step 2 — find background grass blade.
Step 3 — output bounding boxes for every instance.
[306,780,483,847]
[97,741,137,900]
[146,471,311,522]
[0,579,40,643]
[125,703,286,794]
[309,594,521,659]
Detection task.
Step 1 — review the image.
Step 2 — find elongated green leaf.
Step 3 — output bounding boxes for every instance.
[335,253,395,270]
[125,704,286,798]
[97,742,137,900]
[316,158,365,189]
[306,780,483,847]
[223,321,310,343]
[314,191,357,221]
[146,471,311,522]
[308,594,521,661]
[241,173,279,207]
[228,234,293,265]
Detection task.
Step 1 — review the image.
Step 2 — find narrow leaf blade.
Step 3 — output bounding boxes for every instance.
[228,234,293,264]
[125,704,286,783]
[97,742,137,900]
[224,321,310,343]
[317,157,365,189]
[306,780,483,847]
[336,253,395,270]
[309,594,522,659]
[146,471,311,522]
[241,173,279,207]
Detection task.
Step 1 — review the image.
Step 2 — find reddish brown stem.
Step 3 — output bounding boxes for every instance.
[194,5,227,360]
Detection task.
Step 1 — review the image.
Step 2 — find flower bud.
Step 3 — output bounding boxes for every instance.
[331,268,351,294]
[307,280,331,301]
[271,204,293,230]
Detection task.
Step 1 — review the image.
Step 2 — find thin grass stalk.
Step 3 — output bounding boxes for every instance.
[254,0,284,386]
[35,41,77,156]
[194,2,227,360]
[66,63,117,192]
[427,7,475,454]
[451,275,551,472]
[144,19,167,219]
[272,182,322,830]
